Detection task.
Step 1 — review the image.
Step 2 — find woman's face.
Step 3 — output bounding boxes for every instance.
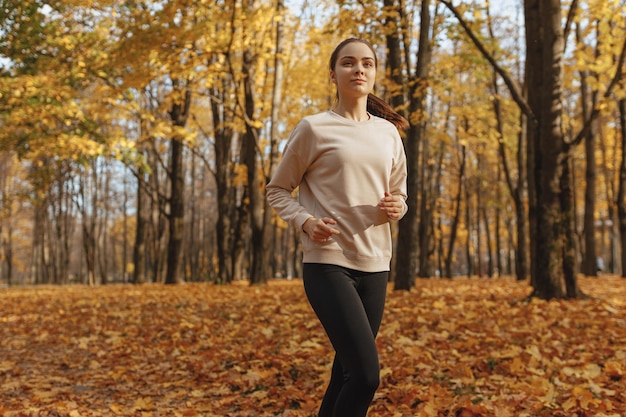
[330,41,376,100]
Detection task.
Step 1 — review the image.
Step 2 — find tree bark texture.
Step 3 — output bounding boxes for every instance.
[394,0,431,290]
[617,98,626,278]
[525,0,570,299]
[165,89,191,285]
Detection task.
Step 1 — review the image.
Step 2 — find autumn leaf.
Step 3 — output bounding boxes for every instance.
[0,276,625,416]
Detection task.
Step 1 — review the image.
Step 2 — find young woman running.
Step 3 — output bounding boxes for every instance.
[266,37,409,417]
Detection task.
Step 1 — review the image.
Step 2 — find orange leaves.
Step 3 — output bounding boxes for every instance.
[0,277,625,416]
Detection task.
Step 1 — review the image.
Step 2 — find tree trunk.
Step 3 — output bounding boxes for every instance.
[482,207,494,277]
[491,64,528,280]
[525,0,570,299]
[165,88,191,285]
[211,73,236,283]
[31,199,46,284]
[560,156,580,297]
[475,151,483,277]
[99,163,111,284]
[464,175,474,277]
[266,0,285,280]
[419,143,445,277]
[0,160,14,284]
[79,168,96,286]
[444,144,466,278]
[122,172,130,282]
[384,0,406,114]
[187,154,198,281]
[165,135,184,285]
[617,97,626,278]
[417,140,432,278]
[515,118,529,281]
[578,20,599,276]
[132,160,148,284]
[153,148,169,283]
[598,127,616,274]
[241,41,269,285]
[394,0,431,290]
[4,224,13,285]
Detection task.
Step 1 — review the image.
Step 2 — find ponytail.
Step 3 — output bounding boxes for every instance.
[367,94,410,131]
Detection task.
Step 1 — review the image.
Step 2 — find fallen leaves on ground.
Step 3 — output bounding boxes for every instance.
[0,276,625,417]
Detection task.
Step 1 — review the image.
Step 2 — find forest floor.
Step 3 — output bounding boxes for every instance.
[0,276,625,417]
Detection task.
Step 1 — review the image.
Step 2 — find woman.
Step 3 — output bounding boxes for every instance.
[266,37,409,417]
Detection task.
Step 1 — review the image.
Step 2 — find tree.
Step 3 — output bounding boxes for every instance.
[394,0,433,290]
[240,0,268,284]
[440,0,625,298]
[523,0,625,298]
[165,88,192,284]
[618,97,626,277]
[267,0,287,280]
[0,153,18,285]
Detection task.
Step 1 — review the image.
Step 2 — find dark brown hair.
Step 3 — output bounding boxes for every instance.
[329,38,409,131]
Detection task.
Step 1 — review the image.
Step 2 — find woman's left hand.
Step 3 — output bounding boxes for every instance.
[378,192,403,220]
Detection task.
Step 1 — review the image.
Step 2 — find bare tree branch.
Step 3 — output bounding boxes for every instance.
[438,0,535,123]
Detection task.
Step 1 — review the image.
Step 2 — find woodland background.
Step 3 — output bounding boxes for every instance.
[1,1,626,416]
[0,0,625,297]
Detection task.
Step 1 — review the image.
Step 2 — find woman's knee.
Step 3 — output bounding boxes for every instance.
[354,364,380,394]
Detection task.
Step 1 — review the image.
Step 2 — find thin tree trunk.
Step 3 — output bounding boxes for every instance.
[265,0,285,281]
[475,152,483,277]
[133,159,148,284]
[465,175,474,277]
[495,166,503,277]
[492,65,528,280]
[578,23,599,276]
[165,88,191,285]
[560,156,580,297]
[515,120,529,281]
[31,199,46,284]
[99,162,111,284]
[212,76,236,283]
[77,167,97,286]
[444,144,466,278]
[122,171,129,282]
[394,0,431,290]
[187,153,198,281]
[241,43,268,285]
[417,138,432,277]
[617,97,626,278]
[598,128,616,274]
[4,224,13,285]
[482,206,494,277]
[418,143,445,277]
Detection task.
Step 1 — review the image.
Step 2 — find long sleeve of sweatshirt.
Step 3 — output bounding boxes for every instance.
[266,110,408,272]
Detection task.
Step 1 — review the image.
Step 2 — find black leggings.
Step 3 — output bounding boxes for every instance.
[303,263,388,417]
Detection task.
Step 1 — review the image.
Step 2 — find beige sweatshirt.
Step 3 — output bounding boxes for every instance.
[266,110,408,272]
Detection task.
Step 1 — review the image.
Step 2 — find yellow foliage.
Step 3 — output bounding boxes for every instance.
[233,164,248,187]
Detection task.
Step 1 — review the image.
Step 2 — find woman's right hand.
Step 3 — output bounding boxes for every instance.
[302,217,341,243]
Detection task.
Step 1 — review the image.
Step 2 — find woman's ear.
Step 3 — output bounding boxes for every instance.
[330,70,336,85]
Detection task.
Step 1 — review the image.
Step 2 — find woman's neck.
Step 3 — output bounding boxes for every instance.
[333,97,370,122]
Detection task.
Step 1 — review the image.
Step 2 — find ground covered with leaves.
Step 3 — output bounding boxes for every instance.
[0,276,625,417]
